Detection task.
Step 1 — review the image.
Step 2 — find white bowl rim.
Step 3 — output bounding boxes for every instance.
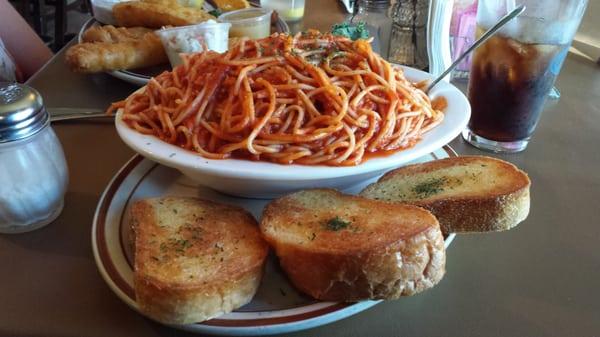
[115,65,470,181]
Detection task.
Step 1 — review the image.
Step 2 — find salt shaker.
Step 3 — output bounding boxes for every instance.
[352,0,393,58]
[0,82,68,233]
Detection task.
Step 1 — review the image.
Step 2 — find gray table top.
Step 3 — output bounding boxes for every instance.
[3,1,600,336]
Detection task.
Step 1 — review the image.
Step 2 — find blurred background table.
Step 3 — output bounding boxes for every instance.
[1,0,599,336]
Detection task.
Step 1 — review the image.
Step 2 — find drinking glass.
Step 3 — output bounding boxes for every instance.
[462,0,588,153]
[261,0,305,22]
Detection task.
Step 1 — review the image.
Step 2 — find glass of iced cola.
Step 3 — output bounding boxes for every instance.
[462,0,588,152]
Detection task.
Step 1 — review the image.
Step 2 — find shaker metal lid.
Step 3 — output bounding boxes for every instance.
[0,82,49,143]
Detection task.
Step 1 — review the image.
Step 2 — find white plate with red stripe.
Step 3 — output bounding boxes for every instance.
[91,147,457,336]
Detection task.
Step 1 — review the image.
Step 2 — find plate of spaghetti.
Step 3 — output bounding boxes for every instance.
[109,31,470,198]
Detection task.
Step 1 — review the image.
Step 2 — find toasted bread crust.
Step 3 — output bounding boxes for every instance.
[131,197,268,324]
[135,266,263,324]
[410,186,529,233]
[377,156,530,197]
[260,189,445,301]
[360,156,531,234]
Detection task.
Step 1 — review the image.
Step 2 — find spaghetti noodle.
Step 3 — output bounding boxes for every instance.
[109,31,445,166]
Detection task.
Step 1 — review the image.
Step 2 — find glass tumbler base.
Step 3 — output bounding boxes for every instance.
[462,129,529,153]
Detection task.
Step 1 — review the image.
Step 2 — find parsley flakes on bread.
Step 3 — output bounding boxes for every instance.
[360,156,531,234]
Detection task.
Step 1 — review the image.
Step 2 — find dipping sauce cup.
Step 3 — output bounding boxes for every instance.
[463,0,588,152]
[218,8,273,39]
[156,21,231,67]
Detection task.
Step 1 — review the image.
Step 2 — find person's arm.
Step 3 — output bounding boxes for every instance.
[0,0,53,80]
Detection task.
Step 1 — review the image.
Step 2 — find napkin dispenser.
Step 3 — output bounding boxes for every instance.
[427,0,454,81]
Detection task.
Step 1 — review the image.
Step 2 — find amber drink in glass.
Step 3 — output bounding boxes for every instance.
[463,0,587,152]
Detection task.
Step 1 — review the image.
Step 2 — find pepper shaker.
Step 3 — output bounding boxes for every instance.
[388,0,430,69]
[0,82,68,233]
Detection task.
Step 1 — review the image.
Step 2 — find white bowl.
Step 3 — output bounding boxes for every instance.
[115,65,470,198]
